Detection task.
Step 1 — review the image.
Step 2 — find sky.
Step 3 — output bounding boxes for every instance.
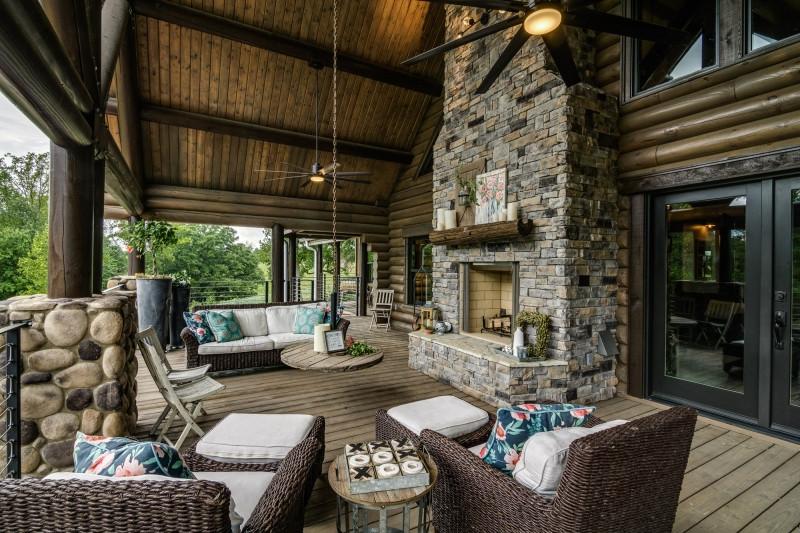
[0,92,263,248]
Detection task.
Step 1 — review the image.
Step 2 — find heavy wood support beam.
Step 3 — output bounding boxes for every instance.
[106,100,412,164]
[131,0,442,97]
[92,157,105,293]
[271,223,285,303]
[100,127,144,214]
[99,0,130,105]
[114,25,145,179]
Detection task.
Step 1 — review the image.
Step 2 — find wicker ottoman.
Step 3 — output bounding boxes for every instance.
[375,395,495,449]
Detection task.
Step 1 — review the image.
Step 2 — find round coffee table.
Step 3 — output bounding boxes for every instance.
[327,453,438,533]
[281,342,383,373]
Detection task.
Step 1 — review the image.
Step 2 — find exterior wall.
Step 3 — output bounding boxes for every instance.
[0,293,138,476]
[428,6,620,404]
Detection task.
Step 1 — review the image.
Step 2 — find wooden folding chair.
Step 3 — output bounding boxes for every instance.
[369,289,394,331]
[136,328,225,449]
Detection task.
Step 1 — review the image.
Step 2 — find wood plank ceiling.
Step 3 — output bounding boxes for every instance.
[107,0,444,208]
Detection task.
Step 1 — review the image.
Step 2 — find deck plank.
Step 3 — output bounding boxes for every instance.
[133,317,800,532]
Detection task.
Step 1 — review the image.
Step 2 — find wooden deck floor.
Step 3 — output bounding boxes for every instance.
[136,318,800,532]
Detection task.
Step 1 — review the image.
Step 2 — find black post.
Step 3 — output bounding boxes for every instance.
[271,223,285,303]
[3,322,29,479]
[92,157,105,293]
[358,241,369,316]
[286,233,297,301]
[314,245,324,301]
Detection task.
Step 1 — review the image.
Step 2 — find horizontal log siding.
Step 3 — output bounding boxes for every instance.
[594,0,621,98]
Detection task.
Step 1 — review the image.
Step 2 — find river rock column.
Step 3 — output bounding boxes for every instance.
[0,293,138,476]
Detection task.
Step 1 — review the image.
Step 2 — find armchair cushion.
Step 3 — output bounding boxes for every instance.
[73,432,193,479]
[183,310,216,344]
[194,471,275,526]
[386,395,490,439]
[481,403,596,474]
[270,332,314,349]
[207,310,245,343]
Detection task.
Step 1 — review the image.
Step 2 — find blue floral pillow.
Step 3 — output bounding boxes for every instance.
[183,310,216,344]
[294,306,324,334]
[480,404,596,475]
[73,432,193,479]
[206,310,244,343]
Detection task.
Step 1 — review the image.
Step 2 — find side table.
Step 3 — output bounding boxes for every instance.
[327,453,438,533]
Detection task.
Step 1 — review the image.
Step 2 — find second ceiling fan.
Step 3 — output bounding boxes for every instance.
[404,0,690,93]
[256,64,371,188]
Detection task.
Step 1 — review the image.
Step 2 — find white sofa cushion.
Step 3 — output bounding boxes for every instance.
[387,395,490,439]
[196,413,315,463]
[468,442,486,456]
[230,308,268,337]
[266,305,298,334]
[198,335,275,355]
[269,332,314,349]
[512,420,628,497]
[43,471,259,532]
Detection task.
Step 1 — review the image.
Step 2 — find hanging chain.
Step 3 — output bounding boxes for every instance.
[331,0,339,293]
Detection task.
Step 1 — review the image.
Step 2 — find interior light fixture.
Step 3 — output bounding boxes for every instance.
[523,7,562,35]
[310,174,325,183]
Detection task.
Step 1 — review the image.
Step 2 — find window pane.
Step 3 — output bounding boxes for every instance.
[635,0,717,93]
[406,237,432,305]
[665,197,746,393]
[749,0,800,52]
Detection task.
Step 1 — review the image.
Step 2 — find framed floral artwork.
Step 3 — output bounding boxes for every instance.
[475,168,506,224]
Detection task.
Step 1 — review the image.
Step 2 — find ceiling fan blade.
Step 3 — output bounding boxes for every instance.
[415,0,526,10]
[321,161,341,174]
[261,173,312,182]
[563,9,690,43]
[328,177,371,185]
[334,171,372,177]
[476,26,530,94]
[402,16,522,65]
[541,26,581,87]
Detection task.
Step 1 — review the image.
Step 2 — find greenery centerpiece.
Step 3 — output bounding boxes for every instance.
[345,336,377,357]
[516,310,550,361]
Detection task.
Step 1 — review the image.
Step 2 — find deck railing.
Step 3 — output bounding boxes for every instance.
[290,276,363,315]
[189,280,272,308]
[1,321,30,479]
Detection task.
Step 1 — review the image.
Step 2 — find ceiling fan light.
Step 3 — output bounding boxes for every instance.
[310,174,325,183]
[523,8,562,35]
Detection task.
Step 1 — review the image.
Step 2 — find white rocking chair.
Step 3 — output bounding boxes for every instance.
[369,289,394,331]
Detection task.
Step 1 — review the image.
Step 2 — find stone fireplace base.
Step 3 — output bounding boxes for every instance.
[409,331,568,407]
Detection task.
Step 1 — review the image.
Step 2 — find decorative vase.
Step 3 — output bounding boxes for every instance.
[137,278,173,349]
[512,327,524,355]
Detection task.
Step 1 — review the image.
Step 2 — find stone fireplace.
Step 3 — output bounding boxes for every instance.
[460,262,519,340]
[409,5,619,406]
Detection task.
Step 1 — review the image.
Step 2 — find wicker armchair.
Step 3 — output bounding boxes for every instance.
[420,406,697,533]
[181,301,349,374]
[0,435,325,533]
[374,407,495,448]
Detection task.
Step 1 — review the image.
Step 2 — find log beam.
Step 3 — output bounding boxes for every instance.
[99,0,130,106]
[100,127,144,214]
[105,100,413,164]
[131,0,442,97]
[114,25,145,179]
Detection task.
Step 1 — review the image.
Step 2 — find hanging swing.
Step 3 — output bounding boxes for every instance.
[328,0,341,329]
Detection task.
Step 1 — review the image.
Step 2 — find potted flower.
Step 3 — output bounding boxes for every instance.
[117,220,177,348]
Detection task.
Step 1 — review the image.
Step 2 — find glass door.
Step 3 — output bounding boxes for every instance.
[772,179,800,435]
[651,184,762,421]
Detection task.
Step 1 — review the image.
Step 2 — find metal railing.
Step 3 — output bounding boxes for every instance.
[290,276,362,315]
[189,280,271,308]
[1,321,30,479]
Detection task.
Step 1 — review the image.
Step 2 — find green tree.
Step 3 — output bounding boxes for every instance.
[16,228,48,294]
[103,230,128,285]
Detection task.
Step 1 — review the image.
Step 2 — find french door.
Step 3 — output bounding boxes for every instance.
[651,178,800,436]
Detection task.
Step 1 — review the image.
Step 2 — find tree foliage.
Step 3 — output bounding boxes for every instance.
[115,220,177,276]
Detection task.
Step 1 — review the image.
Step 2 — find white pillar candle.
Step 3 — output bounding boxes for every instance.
[314,323,331,352]
[507,202,519,221]
[444,209,457,229]
[436,208,446,230]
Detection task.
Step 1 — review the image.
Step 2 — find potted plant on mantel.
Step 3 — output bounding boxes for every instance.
[117,220,178,348]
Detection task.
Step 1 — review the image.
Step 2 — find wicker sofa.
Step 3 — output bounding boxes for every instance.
[419,405,697,533]
[181,301,349,373]
[0,425,325,533]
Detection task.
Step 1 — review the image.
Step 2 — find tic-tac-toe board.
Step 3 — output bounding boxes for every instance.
[344,438,430,494]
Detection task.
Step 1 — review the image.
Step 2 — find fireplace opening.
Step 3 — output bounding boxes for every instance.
[460,262,520,341]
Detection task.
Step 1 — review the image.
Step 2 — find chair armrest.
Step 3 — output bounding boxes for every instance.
[181,327,201,368]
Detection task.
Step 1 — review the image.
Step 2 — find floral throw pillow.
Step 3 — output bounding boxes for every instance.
[206,310,244,343]
[183,310,216,344]
[294,306,324,334]
[73,432,193,479]
[480,403,596,475]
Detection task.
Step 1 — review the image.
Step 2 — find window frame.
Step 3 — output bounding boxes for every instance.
[744,0,800,56]
[405,236,433,306]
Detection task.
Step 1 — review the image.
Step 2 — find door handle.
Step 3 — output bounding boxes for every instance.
[774,310,787,350]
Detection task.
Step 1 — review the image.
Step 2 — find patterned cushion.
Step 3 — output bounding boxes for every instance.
[73,432,193,479]
[183,310,216,344]
[206,310,244,343]
[480,403,596,475]
[294,306,324,334]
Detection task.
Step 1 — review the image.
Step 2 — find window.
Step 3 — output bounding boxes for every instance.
[632,0,718,94]
[748,0,800,52]
[406,236,432,305]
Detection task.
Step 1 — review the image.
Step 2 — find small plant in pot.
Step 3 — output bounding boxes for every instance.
[117,220,178,348]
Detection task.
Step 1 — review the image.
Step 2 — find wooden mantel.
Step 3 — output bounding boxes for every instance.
[429,219,534,246]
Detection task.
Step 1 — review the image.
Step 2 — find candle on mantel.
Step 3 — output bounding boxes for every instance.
[436,208,446,230]
[444,210,457,229]
[314,323,331,352]
[507,202,519,221]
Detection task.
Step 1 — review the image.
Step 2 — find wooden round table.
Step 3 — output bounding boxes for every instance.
[327,453,438,533]
[280,342,383,373]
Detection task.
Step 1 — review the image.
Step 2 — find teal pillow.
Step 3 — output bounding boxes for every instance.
[73,432,193,479]
[206,310,244,343]
[294,306,324,334]
[480,403,596,475]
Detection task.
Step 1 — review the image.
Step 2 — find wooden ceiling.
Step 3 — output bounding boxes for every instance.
[107,0,445,209]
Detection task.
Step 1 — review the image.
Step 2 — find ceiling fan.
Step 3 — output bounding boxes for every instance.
[403,0,690,93]
[256,64,371,188]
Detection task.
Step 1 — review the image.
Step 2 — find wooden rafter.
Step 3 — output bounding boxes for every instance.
[105,99,414,164]
[99,0,130,106]
[113,19,145,181]
[130,0,443,97]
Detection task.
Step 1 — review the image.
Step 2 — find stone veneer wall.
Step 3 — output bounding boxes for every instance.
[427,6,620,404]
[0,293,138,476]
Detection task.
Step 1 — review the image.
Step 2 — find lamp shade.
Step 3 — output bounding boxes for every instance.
[523,8,562,35]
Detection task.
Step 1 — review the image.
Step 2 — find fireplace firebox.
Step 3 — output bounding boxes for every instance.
[459,262,520,340]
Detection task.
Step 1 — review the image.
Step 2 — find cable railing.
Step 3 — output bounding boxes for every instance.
[291,276,363,315]
[1,321,30,479]
[189,280,271,308]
